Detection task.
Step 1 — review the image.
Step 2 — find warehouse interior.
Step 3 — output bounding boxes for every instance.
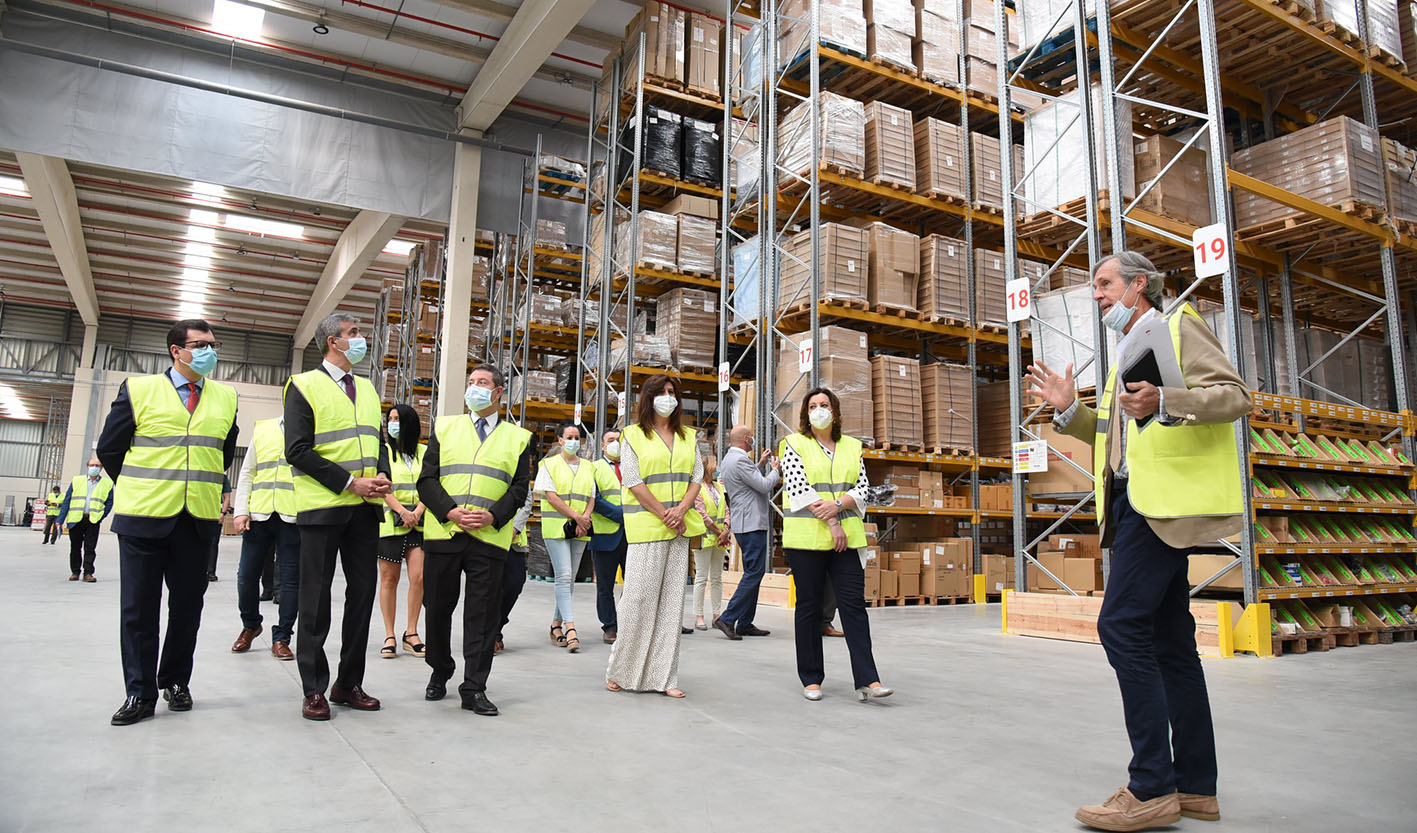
[1,0,1416,827]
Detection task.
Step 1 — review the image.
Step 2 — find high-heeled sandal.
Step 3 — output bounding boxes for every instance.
[663,688,686,698]
[605,679,622,692]
[550,622,565,646]
[380,636,397,659]
[401,631,426,658]
[564,627,580,653]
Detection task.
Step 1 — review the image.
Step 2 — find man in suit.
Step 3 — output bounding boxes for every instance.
[97,319,239,726]
[284,313,391,721]
[713,424,780,640]
[588,430,625,643]
[1029,251,1249,832]
[418,364,534,716]
[58,457,115,582]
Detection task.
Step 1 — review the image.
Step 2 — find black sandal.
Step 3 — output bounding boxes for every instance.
[550,622,566,646]
[564,627,580,653]
[401,631,426,658]
[380,636,397,659]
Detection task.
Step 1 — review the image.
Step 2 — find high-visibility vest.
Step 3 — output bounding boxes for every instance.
[379,442,426,538]
[65,474,113,524]
[285,370,382,512]
[45,496,61,517]
[114,373,238,522]
[247,418,296,518]
[1094,303,1244,527]
[695,479,728,549]
[591,457,622,535]
[423,414,531,551]
[779,432,867,550]
[540,453,596,541]
[621,424,705,544]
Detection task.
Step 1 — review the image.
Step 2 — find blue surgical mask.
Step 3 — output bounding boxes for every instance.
[387,421,401,439]
[187,344,218,377]
[341,336,368,365]
[563,439,581,456]
[88,465,102,477]
[1102,282,1141,333]
[465,385,494,412]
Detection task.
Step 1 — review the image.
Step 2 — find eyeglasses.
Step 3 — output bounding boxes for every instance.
[183,340,221,349]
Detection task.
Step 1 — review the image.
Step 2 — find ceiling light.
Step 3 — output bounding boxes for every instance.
[382,239,417,257]
[211,0,265,39]
[0,176,30,198]
[225,214,303,239]
[0,385,32,420]
[313,18,329,34]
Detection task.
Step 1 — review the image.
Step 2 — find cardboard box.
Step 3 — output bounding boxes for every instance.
[1063,557,1104,593]
[779,91,866,177]
[890,551,923,575]
[779,223,869,312]
[900,572,921,597]
[625,1,687,87]
[871,354,924,449]
[985,553,1015,593]
[1133,134,1211,228]
[922,362,974,452]
[1025,423,1094,496]
[880,568,900,598]
[1232,117,1386,229]
[915,118,966,199]
[864,101,917,190]
[661,193,720,220]
[1028,551,1067,591]
[1188,554,1244,591]
[918,470,945,508]
[918,234,968,322]
[655,287,718,370]
[686,13,722,99]
[891,487,921,508]
[973,248,1007,326]
[676,215,717,276]
[866,223,920,312]
[865,545,882,566]
[914,10,959,84]
[864,566,881,600]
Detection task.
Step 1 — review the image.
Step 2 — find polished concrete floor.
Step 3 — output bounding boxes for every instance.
[2,527,1413,833]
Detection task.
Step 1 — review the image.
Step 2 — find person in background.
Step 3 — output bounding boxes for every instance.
[42,485,62,545]
[1029,251,1248,832]
[588,431,626,644]
[376,404,427,660]
[97,318,239,726]
[59,457,114,582]
[207,477,232,582]
[495,488,535,655]
[820,584,845,638]
[230,416,300,660]
[538,423,595,654]
[690,454,729,631]
[780,387,891,703]
[605,375,702,699]
[713,424,778,640]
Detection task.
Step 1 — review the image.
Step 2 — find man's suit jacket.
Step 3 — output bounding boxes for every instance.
[96,377,239,540]
[417,421,536,556]
[719,445,780,534]
[1059,311,1251,549]
[283,367,391,526]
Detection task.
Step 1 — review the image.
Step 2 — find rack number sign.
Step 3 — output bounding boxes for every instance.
[717,361,730,392]
[1005,278,1031,323]
[1192,222,1230,277]
[573,402,583,423]
[797,339,813,373]
[616,391,626,415]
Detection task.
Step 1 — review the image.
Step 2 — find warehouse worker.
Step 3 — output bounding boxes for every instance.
[230,417,301,660]
[285,313,391,721]
[588,431,626,644]
[494,489,535,655]
[97,319,239,726]
[59,458,114,582]
[417,365,534,716]
[713,424,778,640]
[1028,251,1249,832]
[42,485,62,545]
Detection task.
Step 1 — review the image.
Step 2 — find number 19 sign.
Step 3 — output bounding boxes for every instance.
[1191,222,1230,278]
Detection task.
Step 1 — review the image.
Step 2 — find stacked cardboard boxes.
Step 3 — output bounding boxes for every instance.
[655,288,718,371]
[865,0,917,72]
[918,235,969,322]
[970,132,1022,213]
[686,13,723,99]
[919,539,974,598]
[1028,534,1104,594]
[983,554,1015,595]
[963,0,1014,97]
[615,210,679,272]
[1402,0,1417,67]
[536,218,568,249]
[867,223,920,313]
[624,2,687,88]
[914,0,960,84]
[1132,134,1210,228]
[871,355,923,449]
[779,92,866,177]
[676,214,717,275]
[973,248,1007,327]
[778,0,867,61]
[1321,0,1405,67]
[775,327,874,445]
[779,223,870,312]
[922,363,974,452]
[1023,83,1136,211]
[914,117,966,199]
[1381,138,1417,227]
[1231,117,1387,229]
[864,101,917,189]
[976,381,1013,456]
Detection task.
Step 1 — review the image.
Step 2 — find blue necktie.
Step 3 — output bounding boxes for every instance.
[476,418,488,442]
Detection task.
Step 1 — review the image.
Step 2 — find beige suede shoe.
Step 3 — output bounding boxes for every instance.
[1075,788,1182,832]
[1178,793,1220,821]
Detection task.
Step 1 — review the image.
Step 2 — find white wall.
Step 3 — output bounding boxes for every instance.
[0,475,48,525]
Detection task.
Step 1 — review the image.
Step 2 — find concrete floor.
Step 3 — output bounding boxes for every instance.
[1,528,1413,833]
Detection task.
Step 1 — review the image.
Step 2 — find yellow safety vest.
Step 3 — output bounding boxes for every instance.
[696,479,728,549]
[540,454,596,541]
[65,474,113,524]
[379,443,426,538]
[621,424,705,544]
[1094,303,1244,526]
[285,369,382,512]
[45,495,61,517]
[779,432,867,550]
[423,414,531,551]
[114,373,238,522]
[247,418,296,518]
[591,457,623,535]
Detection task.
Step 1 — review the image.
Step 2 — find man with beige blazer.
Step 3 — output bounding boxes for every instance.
[1029,251,1250,833]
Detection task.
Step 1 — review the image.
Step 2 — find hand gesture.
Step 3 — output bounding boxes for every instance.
[809,500,839,522]
[661,504,684,530]
[398,509,419,528]
[1026,360,1077,412]
[447,507,478,531]
[758,448,773,467]
[350,476,391,498]
[467,509,494,529]
[830,523,848,552]
[233,515,250,534]
[1118,381,1161,420]
[716,528,731,549]
[575,516,591,537]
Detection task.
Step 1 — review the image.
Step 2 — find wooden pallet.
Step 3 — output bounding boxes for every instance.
[927,445,974,457]
[871,594,936,607]
[922,314,969,327]
[873,304,926,320]
[876,441,923,452]
[1315,19,1360,46]
[866,174,916,192]
[1272,631,1335,655]
[934,594,973,605]
[1367,45,1406,71]
[919,189,968,206]
[1260,0,1314,20]
[647,75,685,91]
[1325,626,1381,647]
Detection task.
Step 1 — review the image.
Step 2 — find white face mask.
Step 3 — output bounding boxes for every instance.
[465,384,495,412]
[562,439,581,456]
[808,406,833,430]
[652,394,678,417]
[1102,281,1141,333]
[604,440,621,459]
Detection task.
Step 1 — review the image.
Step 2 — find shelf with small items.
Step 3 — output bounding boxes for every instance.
[1256,550,1417,599]
[1251,469,1416,515]
[1252,513,1417,549]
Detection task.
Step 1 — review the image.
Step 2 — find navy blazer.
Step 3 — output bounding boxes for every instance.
[589,492,625,551]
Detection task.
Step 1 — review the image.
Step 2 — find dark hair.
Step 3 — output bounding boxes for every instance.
[798,387,843,442]
[167,319,212,353]
[315,313,358,357]
[635,373,682,437]
[470,364,504,388]
[385,403,420,457]
[557,423,582,441]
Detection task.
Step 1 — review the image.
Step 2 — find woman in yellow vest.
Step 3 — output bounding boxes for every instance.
[780,387,892,703]
[689,454,730,631]
[605,375,703,698]
[376,404,427,659]
[537,423,596,654]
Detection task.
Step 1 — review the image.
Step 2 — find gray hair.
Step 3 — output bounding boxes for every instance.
[314,313,358,355]
[469,363,504,388]
[1096,251,1165,311]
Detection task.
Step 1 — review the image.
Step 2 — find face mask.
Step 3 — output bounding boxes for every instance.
[809,406,833,430]
[1101,282,1140,333]
[604,441,621,459]
[341,336,368,365]
[186,344,218,377]
[465,385,494,412]
[653,394,678,417]
[387,421,401,439]
[563,439,581,455]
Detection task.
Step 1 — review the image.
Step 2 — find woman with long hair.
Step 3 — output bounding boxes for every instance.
[377,404,427,659]
[779,387,891,702]
[537,423,596,654]
[690,453,730,631]
[605,375,703,698]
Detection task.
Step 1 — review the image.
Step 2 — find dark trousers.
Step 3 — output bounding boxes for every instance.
[720,529,768,630]
[68,519,100,575]
[424,538,506,697]
[1097,486,1218,798]
[117,515,210,699]
[498,548,527,642]
[821,577,837,628]
[262,546,276,596]
[238,516,301,643]
[296,514,378,696]
[43,515,60,544]
[590,540,627,632]
[207,534,220,576]
[786,547,879,689]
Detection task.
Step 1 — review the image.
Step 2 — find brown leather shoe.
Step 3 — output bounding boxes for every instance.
[83,574,97,583]
[821,625,845,638]
[302,694,330,721]
[1076,788,1181,832]
[270,641,294,661]
[329,684,381,711]
[230,625,262,653]
[602,629,616,644]
[1178,793,1220,821]
[69,574,79,581]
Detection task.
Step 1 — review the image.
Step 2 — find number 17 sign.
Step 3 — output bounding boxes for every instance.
[1191,222,1230,278]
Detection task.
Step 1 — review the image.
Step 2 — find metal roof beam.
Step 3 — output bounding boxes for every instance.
[457,0,598,131]
[15,153,100,325]
[292,210,404,348]
[423,0,620,52]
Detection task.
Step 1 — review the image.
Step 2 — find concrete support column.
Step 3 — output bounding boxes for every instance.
[436,136,483,416]
[60,323,104,479]
[79,323,98,369]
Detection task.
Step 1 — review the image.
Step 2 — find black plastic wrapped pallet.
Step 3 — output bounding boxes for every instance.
[617,106,682,183]
[681,116,722,187]
[553,359,581,402]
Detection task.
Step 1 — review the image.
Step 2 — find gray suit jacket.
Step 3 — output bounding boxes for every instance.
[720,446,780,534]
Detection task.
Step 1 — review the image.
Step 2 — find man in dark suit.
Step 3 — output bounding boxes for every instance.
[97,319,239,725]
[284,313,391,721]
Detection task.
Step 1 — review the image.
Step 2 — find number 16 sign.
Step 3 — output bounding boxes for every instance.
[1191,222,1230,278]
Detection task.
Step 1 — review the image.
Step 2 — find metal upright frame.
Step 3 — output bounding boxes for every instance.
[573,82,603,436]
[504,141,544,426]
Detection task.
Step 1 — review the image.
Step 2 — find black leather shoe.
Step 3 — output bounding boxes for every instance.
[461,692,499,716]
[737,624,771,637]
[425,677,448,701]
[712,617,743,641]
[258,590,274,602]
[111,696,156,725]
[163,684,193,711]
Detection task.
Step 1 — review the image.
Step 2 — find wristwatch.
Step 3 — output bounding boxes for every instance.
[834,498,843,510]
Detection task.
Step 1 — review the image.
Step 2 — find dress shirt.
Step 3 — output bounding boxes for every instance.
[233,418,296,523]
[167,366,205,391]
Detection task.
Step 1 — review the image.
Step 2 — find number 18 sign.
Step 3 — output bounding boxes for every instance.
[1191,222,1230,278]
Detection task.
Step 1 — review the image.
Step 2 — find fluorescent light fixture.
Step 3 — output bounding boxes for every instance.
[382,239,417,256]
[0,176,30,198]
[0,385,32,420]
[188,208,220,243]
[224,214,303,239]
[211,0,264,39]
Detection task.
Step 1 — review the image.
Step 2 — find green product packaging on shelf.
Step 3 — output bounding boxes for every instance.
[1321,555,1358,584]
[1282,561,1305,584]
[1310,560,1340,585]
[1288,518,1317,542]
[1250,429,1277,454]
[1317,437,1344,460]
[1349,440,1376,463]
[1254,523,1272,540]
[1295,435,1323,459]
[1391,446,1413,466]
[1257,559,1282,588]
[1353,481,1384,503]
[1386,556,1417,581]
[1338,518,1368,542]
[1292,603,1321,630]
[1371,599,1405,625]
